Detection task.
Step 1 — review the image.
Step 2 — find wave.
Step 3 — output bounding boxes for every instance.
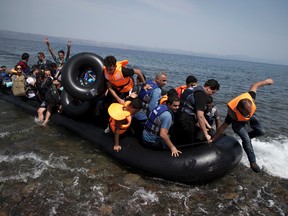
[239,136,288,179]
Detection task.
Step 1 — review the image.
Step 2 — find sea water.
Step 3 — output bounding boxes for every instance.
[0,36,287,215]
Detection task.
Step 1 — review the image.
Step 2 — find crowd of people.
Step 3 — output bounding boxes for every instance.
[0,37,274,173]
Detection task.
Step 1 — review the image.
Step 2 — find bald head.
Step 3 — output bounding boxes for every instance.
[237,99,252,117]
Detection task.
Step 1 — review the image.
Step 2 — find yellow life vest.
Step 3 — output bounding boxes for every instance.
[108,101,132,135]
[103,60,134,93]
[227,92,256,122]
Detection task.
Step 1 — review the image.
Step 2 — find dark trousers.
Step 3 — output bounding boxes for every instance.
[170,112,196,145]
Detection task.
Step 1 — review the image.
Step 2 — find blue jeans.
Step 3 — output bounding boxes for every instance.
[231,114,265,163]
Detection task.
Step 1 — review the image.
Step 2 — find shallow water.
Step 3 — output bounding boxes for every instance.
[1,100,288,215]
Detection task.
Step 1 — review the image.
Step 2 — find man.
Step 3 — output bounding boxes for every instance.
[133,71,168,137]
[103,55,146,105]
[16,53,30,74]
[37,52,52,70]
[108,98,143,152]
[45,37,71,67]
[172,79,220,144]
[142,94,182,157]
[138,71,168,113]
[175,75,198,99]
[211,78,274,173]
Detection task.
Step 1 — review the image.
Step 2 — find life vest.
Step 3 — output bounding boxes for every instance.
[109,101,132,135]
[138,79,159,103]
[159,95,168,104]
[104,60,134,93]
[227,92,256,122]
[144,105,173,135]
[12,74,26,96]
[180,85,204,116]
[175,85,187,99]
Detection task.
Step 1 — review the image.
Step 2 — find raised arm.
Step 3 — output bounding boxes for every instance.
[249,78,274,92]
[45,37,56,61]
[66,39,71,61]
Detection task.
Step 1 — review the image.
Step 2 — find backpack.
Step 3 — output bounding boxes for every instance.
[12,75,26,96]
[45,84,61,106]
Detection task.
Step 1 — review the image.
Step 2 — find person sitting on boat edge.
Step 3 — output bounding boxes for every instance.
[108,97,143,152]
[210,78,274,173]
[175,75,198,99]
[142,94,182,157]
[171,79,220,145]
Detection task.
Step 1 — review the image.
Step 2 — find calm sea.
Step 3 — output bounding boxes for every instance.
[0,37,287,215]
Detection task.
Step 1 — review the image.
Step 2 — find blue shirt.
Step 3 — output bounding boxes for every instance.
[148,87,162,113]
[143,110,172,143]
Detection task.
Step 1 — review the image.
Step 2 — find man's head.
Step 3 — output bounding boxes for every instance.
[186,75,198,87]
[58,50,65,60]
[166,95,180,113]
[21,53,29,61]
[203,79,220,96]
[237,99,252,117]
[1,65,7,71]
[206,96,215,110]
[104,56,117,74]
[155,71,167,88]
[37,52,45,61]
[128,98,143,113]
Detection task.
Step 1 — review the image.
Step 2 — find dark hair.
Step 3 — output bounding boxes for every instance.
[204,79,220,90]
[186,75,197,84]
[37,52,45,57]
[237,99,252,111]
[49,62,57,68]
[1,65,7,69]
[104,56,117,67]
[167,94,180,105]
[207,96,214,104]
[130,98,143,110]
[21,53,29,60]
[58,50,65,55]
[167,88,178,97]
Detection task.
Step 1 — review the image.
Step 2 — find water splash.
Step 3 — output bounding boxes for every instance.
[0,152,88,183]
[239,136,288,179]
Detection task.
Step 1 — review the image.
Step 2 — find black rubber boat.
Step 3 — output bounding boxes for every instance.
[0,92,243,184]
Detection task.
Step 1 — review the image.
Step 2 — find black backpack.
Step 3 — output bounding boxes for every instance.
[45,84,60,106]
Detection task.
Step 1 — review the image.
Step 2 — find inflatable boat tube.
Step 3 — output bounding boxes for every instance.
[60,90,91,116]
[61,52,107,101]
[0,92,243,184]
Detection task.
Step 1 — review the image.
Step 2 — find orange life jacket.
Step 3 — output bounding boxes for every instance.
[227,92,256,122]
[159,95,168,105]
[103,60,134,93]
[175,85,187,98]
[109,101,132,135]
